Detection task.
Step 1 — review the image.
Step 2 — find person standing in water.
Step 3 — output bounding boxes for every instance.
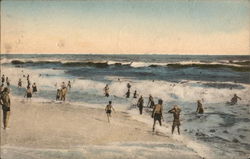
[137,96,144,115]
[127,83,131,90]
[133,90,138,98]
[6,77,10,87]
[27,79,31,88]
[125,89,130,98]
[32,83,37,93]
[56,89,61,101]
[104,84,109,97]
[152,99,163,132]
[105,101,115,123]
[168,105,181,135]
[18,78,22,88]
[24,86,32,101]
[67,81,71,89]
[147,94,155,108]
[1,74,5,84]
[0,87,11,129]
[196,100,204,114]
[230,94,241,105]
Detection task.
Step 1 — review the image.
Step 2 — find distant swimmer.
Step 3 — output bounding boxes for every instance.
[105,101,115,123]
[147,94,155,108]
[152,99,163,132]
[27,74,30,81]
[67,81,71,89]
[229,94,241,105]
[56,89,61,101]
[127,83,131,90]
[1,74,5,84]
[24,86,32,101]
[137,96,144,115]
[6,77,10,87]
[196,100,204,114]
[0,87,11,129]
[133,90,138,98]
[32,83,37,93]
[125,89,130,98]
[104,84,109,97]
[18,78,22,88]
[168,105,181,135]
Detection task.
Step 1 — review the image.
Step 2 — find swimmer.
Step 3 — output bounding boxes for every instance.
[105,101,115,123]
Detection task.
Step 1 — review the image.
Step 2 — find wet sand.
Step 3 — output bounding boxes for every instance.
[0,99,203,159]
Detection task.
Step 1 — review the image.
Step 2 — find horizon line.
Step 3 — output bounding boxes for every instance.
[0,53,249,56]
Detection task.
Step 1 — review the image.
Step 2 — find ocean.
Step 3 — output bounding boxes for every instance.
[1,54,250,158]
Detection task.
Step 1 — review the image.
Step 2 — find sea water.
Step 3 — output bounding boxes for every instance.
[1,54,250,158]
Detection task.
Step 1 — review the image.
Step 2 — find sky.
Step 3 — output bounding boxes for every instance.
[1,0,249,55]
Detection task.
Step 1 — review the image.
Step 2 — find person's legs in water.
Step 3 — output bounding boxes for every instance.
[106,113,110,123]
[172,125,175,134]
[153,114,162,132]
[177,125,180,135]
[158,118,162,126]
[105,93,109,97]
[152,119,156,131]
[139,107,143,115]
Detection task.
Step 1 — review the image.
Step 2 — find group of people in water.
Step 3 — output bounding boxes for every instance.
[56,81,71,101]
[0,74,243,134]
[103,82,242,134]
[103,82,183,134]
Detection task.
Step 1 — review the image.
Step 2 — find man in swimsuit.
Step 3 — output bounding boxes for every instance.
[1,74,5,84]
[127,83,131,90]
[6,77,10,87]
[32,83,38,93]
[18,78,22,88]
[67,81,71,89]
[137,96,144,115]
[56,89,61,101]
[125,89,130,98]
[104,84,109,97]
[147,94,155,108]
[152,99,163,132]
[105,101,115,123]
[0,87,11,129]
[230,94,241,105]
[25,86,32,101]
[168,105,181,135]
[196,100,204,114]
[27,79,31,88]
[133,90,138,98]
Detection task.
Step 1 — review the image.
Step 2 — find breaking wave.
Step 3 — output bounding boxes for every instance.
[1,58,250,72]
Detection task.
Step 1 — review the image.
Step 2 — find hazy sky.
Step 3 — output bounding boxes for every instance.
[1,0,249,55]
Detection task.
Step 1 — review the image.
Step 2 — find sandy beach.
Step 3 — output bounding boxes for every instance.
[0,99,204,159]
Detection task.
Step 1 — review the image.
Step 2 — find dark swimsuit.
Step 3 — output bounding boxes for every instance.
[27,92,32,98]
[106,110,111,114]
[2,105,10,111]
[33,87,37,92]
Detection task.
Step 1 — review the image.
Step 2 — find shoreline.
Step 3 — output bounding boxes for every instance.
[0,99,205,159]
